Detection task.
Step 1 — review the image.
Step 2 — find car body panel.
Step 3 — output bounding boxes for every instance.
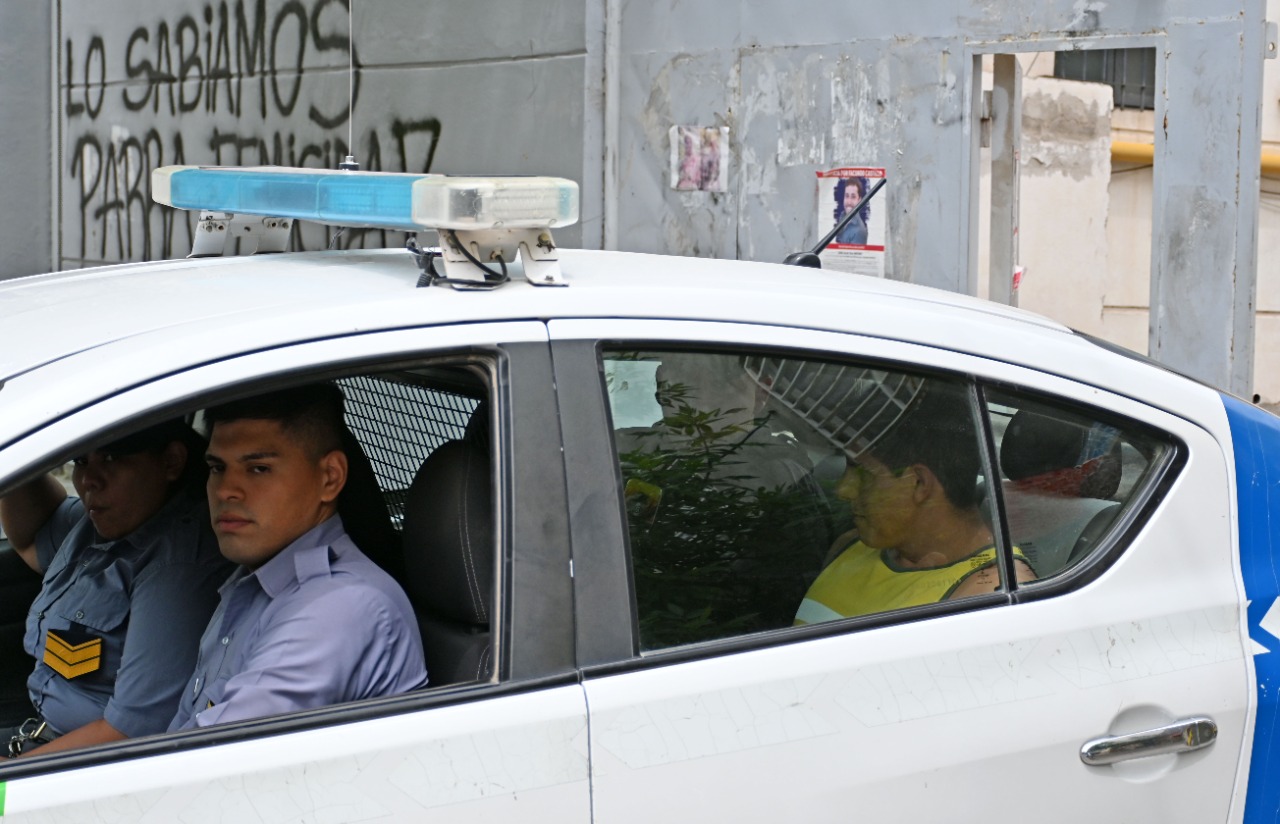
[0,246,1266,821]
[1221,394,1280,824]
[0,684,590,821]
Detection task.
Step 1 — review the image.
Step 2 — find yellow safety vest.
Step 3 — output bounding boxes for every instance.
[794,542,1028,625]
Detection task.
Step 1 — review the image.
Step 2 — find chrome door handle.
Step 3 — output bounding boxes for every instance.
[1080,716,1217,766]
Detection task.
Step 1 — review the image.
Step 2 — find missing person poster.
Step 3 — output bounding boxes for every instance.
[816,167,886,276]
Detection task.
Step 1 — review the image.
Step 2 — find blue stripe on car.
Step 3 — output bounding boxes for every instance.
[1223,394,1280,822]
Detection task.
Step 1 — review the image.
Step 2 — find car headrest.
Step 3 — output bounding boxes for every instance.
[1000,408,1121,499]
[402,438,493,627]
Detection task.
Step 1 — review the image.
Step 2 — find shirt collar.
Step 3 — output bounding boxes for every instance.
[250,514,346,598]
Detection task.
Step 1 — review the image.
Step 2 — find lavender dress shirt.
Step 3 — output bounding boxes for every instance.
[168,515,426,731]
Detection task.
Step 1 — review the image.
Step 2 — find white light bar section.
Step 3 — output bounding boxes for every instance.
[412,176,579,230]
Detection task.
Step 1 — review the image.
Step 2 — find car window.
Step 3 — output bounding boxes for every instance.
[0,361,499,760]
[983,386,1169,580]
[602,349,1009,651]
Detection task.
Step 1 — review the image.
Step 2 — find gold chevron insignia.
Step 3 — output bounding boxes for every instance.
[43,629,102,679]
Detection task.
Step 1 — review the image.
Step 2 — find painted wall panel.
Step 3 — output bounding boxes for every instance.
[2,0,1267,391]
[56,1,587,268]
[0,5,53,278]
[357,0,585,64]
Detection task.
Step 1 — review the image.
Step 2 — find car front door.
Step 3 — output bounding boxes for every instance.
[0,323,591,824]
[550,319,1249,824]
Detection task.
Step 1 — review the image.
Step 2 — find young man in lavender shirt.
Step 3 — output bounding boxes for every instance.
[169,384,426,731]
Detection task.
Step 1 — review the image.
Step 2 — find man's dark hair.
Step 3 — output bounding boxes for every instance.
[205,383,346,459]
[866,383,983,509]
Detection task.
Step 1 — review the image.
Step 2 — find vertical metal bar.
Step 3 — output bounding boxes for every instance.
[1118,48,1128,108]
[602,0,621,250]
[973,384,1017,596]
[52,1,62,272]
[965,53,984,297]
[989,54,1021,307]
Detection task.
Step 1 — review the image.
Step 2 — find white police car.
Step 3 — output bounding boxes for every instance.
[0,166,1276,822]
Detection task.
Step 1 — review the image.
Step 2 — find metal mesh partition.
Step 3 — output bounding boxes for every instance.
[337,374,481,526]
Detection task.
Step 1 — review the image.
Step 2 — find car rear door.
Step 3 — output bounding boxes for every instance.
[551,318,1249,824]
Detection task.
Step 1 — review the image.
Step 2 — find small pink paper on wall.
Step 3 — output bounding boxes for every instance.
[670,126,729,193]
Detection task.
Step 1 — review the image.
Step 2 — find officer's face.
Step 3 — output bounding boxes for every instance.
[72,446,182,541]
[835,454,917,550]
[205,418,347,569]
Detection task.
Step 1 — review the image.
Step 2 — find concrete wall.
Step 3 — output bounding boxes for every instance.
[0,1,1267,396]
[54,0,590,268]
[0,5,53,278]
[606,1,1264,395]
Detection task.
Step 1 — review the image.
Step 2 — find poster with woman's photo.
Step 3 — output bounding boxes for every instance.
[816,167,886,276]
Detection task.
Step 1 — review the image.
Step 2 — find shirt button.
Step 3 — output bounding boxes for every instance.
[221,637,230,645]
[74,610,84,620]
[36,611,44,620]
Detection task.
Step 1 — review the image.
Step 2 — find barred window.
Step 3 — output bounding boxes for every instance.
[1053,47,1156,110]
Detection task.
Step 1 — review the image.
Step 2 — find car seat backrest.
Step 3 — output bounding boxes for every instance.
[402,411,494,687]
[998,408,1123,575]
[337,425,403,581]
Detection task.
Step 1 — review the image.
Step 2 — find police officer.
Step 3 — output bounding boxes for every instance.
[168,384,425,731]
[0,419,230,756]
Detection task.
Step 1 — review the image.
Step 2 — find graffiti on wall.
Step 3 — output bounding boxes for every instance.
[63,0,442,265]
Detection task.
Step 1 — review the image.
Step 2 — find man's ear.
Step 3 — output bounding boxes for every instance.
[318,450,349,504]
[161,441,187,483]
[907,463,940,504]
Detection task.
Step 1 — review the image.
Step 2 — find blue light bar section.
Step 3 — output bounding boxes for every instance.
[159,166,427,232]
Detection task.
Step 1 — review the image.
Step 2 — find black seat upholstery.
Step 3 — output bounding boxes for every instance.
[998,408,1123,575]
[402,420,493,686]
[337,426,404,581]
[1001,409,1122,498]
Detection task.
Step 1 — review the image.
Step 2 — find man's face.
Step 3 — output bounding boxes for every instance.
[843,182,862,212]
[206,418,346,569]
[835,454,917,550]
[72,446,181,541]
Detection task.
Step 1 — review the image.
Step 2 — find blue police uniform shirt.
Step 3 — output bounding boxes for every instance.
[169,515,427,731]
[27,490,229,737]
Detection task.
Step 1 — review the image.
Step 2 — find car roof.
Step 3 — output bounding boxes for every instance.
[4,246,1227,452]
[3,247,1067,383]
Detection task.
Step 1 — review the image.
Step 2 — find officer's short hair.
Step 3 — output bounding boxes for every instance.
[100,418,198,457]
[205,383,346,460]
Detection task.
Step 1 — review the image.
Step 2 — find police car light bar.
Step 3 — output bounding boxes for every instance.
[152,166,580,285]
